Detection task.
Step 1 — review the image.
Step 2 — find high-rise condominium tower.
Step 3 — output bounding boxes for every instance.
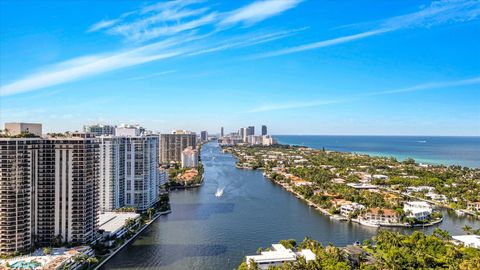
[124,135,159,211]
[262,125,267,136]
[247,126,255,136]
[159,133,196,163]
[99,126,160,212]
[200,131,208,142]
[0,133,100,254]
[99,137,126,212]
[0,138,39,254]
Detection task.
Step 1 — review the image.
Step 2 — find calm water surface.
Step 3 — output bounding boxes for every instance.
[275,135,480,168]
[101,142,479,270]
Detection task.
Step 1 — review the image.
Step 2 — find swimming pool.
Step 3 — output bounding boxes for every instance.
[10,260,41,269]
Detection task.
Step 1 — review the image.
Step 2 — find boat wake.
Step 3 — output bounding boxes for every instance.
[215,187,225,198]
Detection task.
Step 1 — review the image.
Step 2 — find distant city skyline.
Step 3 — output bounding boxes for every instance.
[1,1,479,136]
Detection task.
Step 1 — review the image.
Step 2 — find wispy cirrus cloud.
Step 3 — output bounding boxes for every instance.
[254,0,480,58]
[2,1,302,96]
[219,0,303,27]
[88,0,303,43]
[246,99,346,113]
[87,0,213,43]
[253,28,390,59]
[0,29,299,96]
[128,70,177,81]
[246,75,480,113]
[87,19,121,32]
[186,27,308,56]
[0,36,191,96]
[370,76,480,95]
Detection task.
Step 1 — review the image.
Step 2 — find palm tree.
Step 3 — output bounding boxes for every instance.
[124,218,135,229]
[147,208,154,220]
[463,225,472,234]
[86,257,99,268]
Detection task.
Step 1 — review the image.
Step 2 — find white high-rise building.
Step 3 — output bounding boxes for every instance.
[124,135,159,211]
[181,146,199,168]
[99,137,126,212]
[99,131,160,212]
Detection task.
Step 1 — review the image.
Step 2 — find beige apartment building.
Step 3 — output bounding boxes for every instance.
[4,123,42,136]
[160,133,196,163]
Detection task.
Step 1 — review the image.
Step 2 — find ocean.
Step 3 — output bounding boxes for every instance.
[274,135,480,168]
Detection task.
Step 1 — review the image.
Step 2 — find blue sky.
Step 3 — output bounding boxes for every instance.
[1,0,479,135]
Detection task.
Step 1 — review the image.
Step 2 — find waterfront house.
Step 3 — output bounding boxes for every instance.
[332,199,352,207]
[425,192,447,202]
[467,201,480,212]
[360,208,400,225]
[332,178,346,184]
[347,183,379,190]
[406,186,435,193]
[373,174,389,180]
[403,201,433,221]
[246,244,316,270]
[340,203,366,217]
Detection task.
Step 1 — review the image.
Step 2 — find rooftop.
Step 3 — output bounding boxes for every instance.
[452,235,480,249]
[99,212,140,234]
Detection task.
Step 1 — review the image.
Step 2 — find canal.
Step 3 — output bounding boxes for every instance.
[101,142,479,270]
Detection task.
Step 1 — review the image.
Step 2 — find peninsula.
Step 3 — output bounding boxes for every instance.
[225,144,480,228]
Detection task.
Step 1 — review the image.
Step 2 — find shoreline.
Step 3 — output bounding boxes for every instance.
[265,173,444,229]
[274,137,480,169]
[93,210,172,270]
[227,147,456,229]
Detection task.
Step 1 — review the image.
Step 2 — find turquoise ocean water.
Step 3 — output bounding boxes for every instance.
[274,135,480,168]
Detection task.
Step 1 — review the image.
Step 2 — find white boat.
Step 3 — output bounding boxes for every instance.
[215,187,224,198]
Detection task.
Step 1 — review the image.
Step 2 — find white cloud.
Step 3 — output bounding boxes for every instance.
[219,0,303,26]
[2,1,304,96]
[246,76,480,113]
[117,12,218,43]
[370,76,480,95]
[0,37,191,96]
[246,99,346,113]
[254,0,480,58]
[187,27,307,56]
[253,28,390,59]
[128,70,177,81]
[87,19,121,32]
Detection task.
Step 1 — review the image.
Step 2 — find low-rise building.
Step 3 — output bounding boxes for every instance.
[360,208,400,225]
[340,203,366,217]
[452,235,480,249]
[467,201,480,212]
[98,212,141,241]
[403,201,433,221]
[245,244,316,270]
[347,183,378,189]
